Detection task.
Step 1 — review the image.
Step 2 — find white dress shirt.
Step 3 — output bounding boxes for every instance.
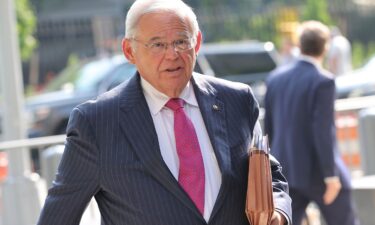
[141,78,221,222]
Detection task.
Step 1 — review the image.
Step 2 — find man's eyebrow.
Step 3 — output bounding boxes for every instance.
[148,37,163,42]
[146,32,192,42]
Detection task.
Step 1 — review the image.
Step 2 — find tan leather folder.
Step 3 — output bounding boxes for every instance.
[245,135,274,225]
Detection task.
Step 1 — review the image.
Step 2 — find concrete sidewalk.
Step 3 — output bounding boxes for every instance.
[351,175,375,225]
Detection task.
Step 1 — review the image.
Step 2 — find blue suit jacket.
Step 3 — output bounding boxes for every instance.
[38,73,291,225]
[264,60,351,190]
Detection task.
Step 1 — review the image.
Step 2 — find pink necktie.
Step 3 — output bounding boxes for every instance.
[166,98,205,215]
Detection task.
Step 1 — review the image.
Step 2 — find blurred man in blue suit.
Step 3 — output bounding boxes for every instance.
[265,21,359,225]
[37,0,292,224]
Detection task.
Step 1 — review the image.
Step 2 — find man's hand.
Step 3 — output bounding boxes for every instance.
[270,211,286,225]
[323,178,342,205]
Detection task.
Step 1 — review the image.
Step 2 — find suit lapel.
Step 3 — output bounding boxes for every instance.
[191,74,233,220]
[118,74,205,220]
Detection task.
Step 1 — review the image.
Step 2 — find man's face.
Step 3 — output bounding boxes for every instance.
[123,12,201,97]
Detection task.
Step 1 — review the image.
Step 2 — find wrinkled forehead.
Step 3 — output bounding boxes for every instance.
[136,12,194,40]
[142,4,195,29]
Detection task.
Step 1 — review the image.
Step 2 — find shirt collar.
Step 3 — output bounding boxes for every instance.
[299,54,322,69]
[141,77,199,116]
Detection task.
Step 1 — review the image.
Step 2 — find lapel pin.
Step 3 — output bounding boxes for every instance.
[212,104,220,111]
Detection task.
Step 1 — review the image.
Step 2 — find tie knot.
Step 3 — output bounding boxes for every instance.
[165,98,184,111]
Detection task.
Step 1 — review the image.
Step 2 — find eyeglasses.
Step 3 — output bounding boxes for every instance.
[132,38,195,55]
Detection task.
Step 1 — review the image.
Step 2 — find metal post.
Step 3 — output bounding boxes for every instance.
[358,107,375,175]
[0,0,46,224]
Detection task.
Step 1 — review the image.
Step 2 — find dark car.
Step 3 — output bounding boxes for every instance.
[335,55,375,99]
[26,55,136,137]
[26,41,278,137]
[195,41,279,105]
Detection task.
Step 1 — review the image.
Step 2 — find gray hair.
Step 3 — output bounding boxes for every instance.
[125,0,200,39]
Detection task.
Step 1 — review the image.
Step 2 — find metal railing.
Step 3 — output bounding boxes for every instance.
[0,134,66,152]
[0,134,100,225]
[335,95,375,112]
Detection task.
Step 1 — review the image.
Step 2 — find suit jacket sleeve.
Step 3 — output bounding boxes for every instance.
[312,79,338,178]
[270,155,292,224]
[37,107,100,225]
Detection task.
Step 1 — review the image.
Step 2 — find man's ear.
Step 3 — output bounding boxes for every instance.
[194,31,202,54]
[122,38,136,64]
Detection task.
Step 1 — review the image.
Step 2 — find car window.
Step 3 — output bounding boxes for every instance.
[197,41,278,78]
[42,56,127,94]
[195,41,278,107]
[75,58,120,93]
[43,62,83,92]
[100,62,137,92]
[204,51,277,77]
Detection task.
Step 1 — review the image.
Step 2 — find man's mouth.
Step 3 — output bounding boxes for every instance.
[165,67,182,72]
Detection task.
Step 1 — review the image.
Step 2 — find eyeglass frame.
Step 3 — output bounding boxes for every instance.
[130,37,197,54]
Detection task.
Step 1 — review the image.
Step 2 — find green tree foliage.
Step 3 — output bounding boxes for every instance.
[248,13,278,44]
[302,0,332,25]
[189,0,373,68]
[352,41,365,69]
[352,41,375,69]
[16,0,37,61]
[194,0,271,43]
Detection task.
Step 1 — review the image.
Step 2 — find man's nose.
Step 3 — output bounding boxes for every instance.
[164,44,179,59]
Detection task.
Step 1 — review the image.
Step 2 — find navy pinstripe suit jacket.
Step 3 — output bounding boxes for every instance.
[38,72,291,225]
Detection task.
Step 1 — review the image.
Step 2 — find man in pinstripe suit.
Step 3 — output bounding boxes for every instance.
[37,0,291,224]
